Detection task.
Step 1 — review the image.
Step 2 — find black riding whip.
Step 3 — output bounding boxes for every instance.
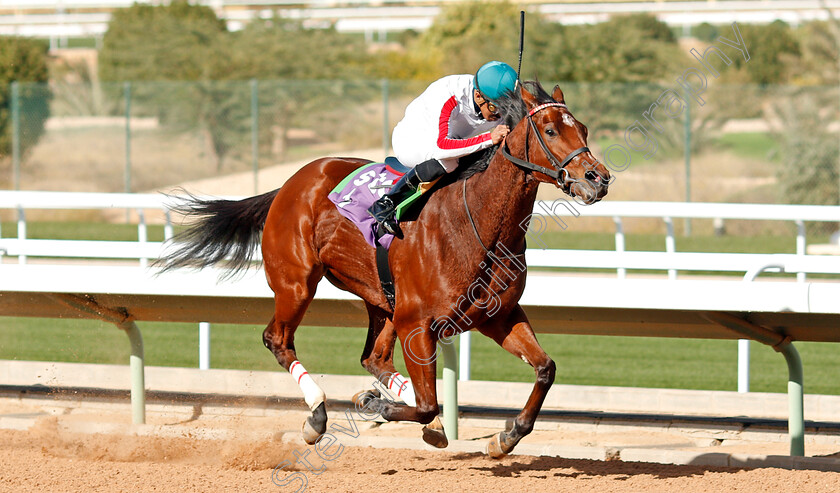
[516,10,525,86]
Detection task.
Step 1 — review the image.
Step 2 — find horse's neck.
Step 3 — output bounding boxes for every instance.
[460,155,538,254]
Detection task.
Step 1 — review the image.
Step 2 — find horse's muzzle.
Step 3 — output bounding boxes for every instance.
[565,171,609,205]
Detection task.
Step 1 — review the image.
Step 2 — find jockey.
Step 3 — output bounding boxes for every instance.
[368,60,518,237]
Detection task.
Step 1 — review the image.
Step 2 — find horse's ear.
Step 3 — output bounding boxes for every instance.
[520,83,539,109]
[552,85,566,104]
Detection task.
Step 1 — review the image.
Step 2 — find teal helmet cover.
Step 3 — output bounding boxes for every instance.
[474,61,517,100]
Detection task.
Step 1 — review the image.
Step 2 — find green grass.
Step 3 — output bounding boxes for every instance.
[1,317,837,395]
[716,132,780,162]
[0,221,171,242]
[593,136,668,168]
[533,230,811,253]
[594,132,780,169]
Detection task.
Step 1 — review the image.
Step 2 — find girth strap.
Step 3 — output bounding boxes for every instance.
[375,237,396,310]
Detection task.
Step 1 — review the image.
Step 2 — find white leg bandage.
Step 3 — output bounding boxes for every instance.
[387,372,416,407]
[289,360,326,411]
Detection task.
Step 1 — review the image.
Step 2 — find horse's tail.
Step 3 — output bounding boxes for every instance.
[155,189,279,277]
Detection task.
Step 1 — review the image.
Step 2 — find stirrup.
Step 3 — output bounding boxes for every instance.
[369,196,397,223]
[368,196,403,237]
[379,216,403,237]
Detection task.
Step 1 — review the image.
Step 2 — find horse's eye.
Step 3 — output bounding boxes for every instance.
[545,129,556,137]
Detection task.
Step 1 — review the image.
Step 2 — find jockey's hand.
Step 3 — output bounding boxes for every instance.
[491,125,510,145]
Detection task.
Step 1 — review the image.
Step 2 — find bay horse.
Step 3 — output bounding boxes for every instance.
[159,81,610,457]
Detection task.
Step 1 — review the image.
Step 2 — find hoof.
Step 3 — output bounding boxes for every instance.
[351,388,380,407]
[301,417,324,445]
[421,416,448,449]
[486,432,508,459]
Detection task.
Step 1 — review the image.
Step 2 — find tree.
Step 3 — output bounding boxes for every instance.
[99,1,234,170]
[545,14,686,84]
[532,15,687,134]
[769,89,839,207]
[412,0,573,83]
[0,37,50,183]
[793,20,840,85]
[98,5,383,169]
[729,21,800,85]
[415,0,525,77]
[225,16,381,159]
[99,1,226,83]
[229,17,369,81]
[694,23,719,43]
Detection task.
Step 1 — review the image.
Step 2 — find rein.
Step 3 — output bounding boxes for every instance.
[463,178,525,261]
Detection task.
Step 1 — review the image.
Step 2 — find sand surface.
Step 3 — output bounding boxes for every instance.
[2,411,839,493]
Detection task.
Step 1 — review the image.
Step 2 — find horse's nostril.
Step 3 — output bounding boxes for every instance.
[585,171,599,183]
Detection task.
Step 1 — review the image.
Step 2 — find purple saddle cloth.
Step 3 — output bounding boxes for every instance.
[327,161,406,249]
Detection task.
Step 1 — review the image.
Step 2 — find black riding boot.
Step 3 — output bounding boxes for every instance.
[368,158,446,237]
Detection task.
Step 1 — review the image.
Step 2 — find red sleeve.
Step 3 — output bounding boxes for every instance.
[436,96,492,150]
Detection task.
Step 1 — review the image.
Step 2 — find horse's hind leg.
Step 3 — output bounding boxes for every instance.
[476,304,556,458]
[356,309,447,448]
[357,304,416,406]
[361,317,441,426]
[262,268,328,445]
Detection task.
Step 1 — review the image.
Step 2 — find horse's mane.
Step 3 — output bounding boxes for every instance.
[449,80,557,182]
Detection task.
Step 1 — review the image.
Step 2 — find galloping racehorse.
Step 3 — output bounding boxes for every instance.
[159,81,610,457]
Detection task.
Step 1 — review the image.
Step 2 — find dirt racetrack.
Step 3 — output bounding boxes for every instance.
[2,417,839,493]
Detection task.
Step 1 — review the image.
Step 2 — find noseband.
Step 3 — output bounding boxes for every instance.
[501,102,590,186]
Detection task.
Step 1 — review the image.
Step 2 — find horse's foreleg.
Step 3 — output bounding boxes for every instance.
[477,305,556,458]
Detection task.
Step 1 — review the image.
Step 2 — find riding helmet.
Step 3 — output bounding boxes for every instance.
[474,61,518,100]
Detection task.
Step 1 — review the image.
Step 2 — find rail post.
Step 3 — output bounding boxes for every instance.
[47,293,146,425]
[11,81,20,190]
[120,319,146,425]
[781,342,805,456]
[382,79,390,157]
[199,322,211,370]
[459,331,471,381]
[251,78,259,195]
[441,341,458,441]
[704,310,805,456]
[124,82,132,195]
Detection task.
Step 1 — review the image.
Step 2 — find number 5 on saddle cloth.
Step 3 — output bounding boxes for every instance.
[327,157,440,250]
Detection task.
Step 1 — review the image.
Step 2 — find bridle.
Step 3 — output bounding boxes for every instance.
[501,102,590,187]
[464,101,593,258]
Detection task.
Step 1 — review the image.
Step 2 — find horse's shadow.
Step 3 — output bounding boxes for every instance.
[447,452,745,480]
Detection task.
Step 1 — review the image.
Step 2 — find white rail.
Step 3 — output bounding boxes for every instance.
[0,191,177,267]
[529,199,840,281]
[3,191,838,273]
[1,191,839,390]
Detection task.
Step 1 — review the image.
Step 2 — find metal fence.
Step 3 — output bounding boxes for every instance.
[1,79,839,235]
[2,78,428,195]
